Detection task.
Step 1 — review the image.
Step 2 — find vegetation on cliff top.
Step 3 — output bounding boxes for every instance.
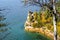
[26,4,60,37]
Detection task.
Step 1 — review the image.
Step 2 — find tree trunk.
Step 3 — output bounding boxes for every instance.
[53,0,57,40]
[53,15,57,40]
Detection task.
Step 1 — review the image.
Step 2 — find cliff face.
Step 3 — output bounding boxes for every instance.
[24,11,60,40]
[25,11,38,27]
[25,10,53,28]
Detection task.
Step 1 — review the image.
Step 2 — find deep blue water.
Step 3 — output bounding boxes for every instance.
[0,0,50,40]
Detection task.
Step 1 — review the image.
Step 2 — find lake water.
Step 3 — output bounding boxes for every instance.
[0,0,50,40]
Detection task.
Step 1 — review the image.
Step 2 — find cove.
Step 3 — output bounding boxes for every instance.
[0,0,51,40]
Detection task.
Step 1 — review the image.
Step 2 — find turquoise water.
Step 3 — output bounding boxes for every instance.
[0,0,50,40]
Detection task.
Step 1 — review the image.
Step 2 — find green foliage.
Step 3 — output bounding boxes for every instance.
[27,0,60,36]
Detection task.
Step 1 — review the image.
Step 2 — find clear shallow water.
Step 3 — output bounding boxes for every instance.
[0,0,50,40]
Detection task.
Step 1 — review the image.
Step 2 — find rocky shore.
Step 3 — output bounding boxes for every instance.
[25,26,52,40]
[24,11,60,40]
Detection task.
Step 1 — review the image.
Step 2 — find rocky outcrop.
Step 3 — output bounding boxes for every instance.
[24,11,60,40]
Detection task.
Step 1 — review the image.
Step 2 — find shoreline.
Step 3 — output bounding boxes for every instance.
[25,26,54,39]
[25,26,60,40]
[24,11,60,40]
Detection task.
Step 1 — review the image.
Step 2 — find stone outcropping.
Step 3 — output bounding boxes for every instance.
[24,11,60,40]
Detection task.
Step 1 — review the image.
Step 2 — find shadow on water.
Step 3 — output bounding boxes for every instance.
[25,32,51,40]
[35,34,51,40]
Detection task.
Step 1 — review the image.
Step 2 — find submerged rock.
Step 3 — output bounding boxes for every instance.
[0,23,7,27]
[0,16,6,21]
[0,28,8,32]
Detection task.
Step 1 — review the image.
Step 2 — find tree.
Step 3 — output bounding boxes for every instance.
[23,0,60,40]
